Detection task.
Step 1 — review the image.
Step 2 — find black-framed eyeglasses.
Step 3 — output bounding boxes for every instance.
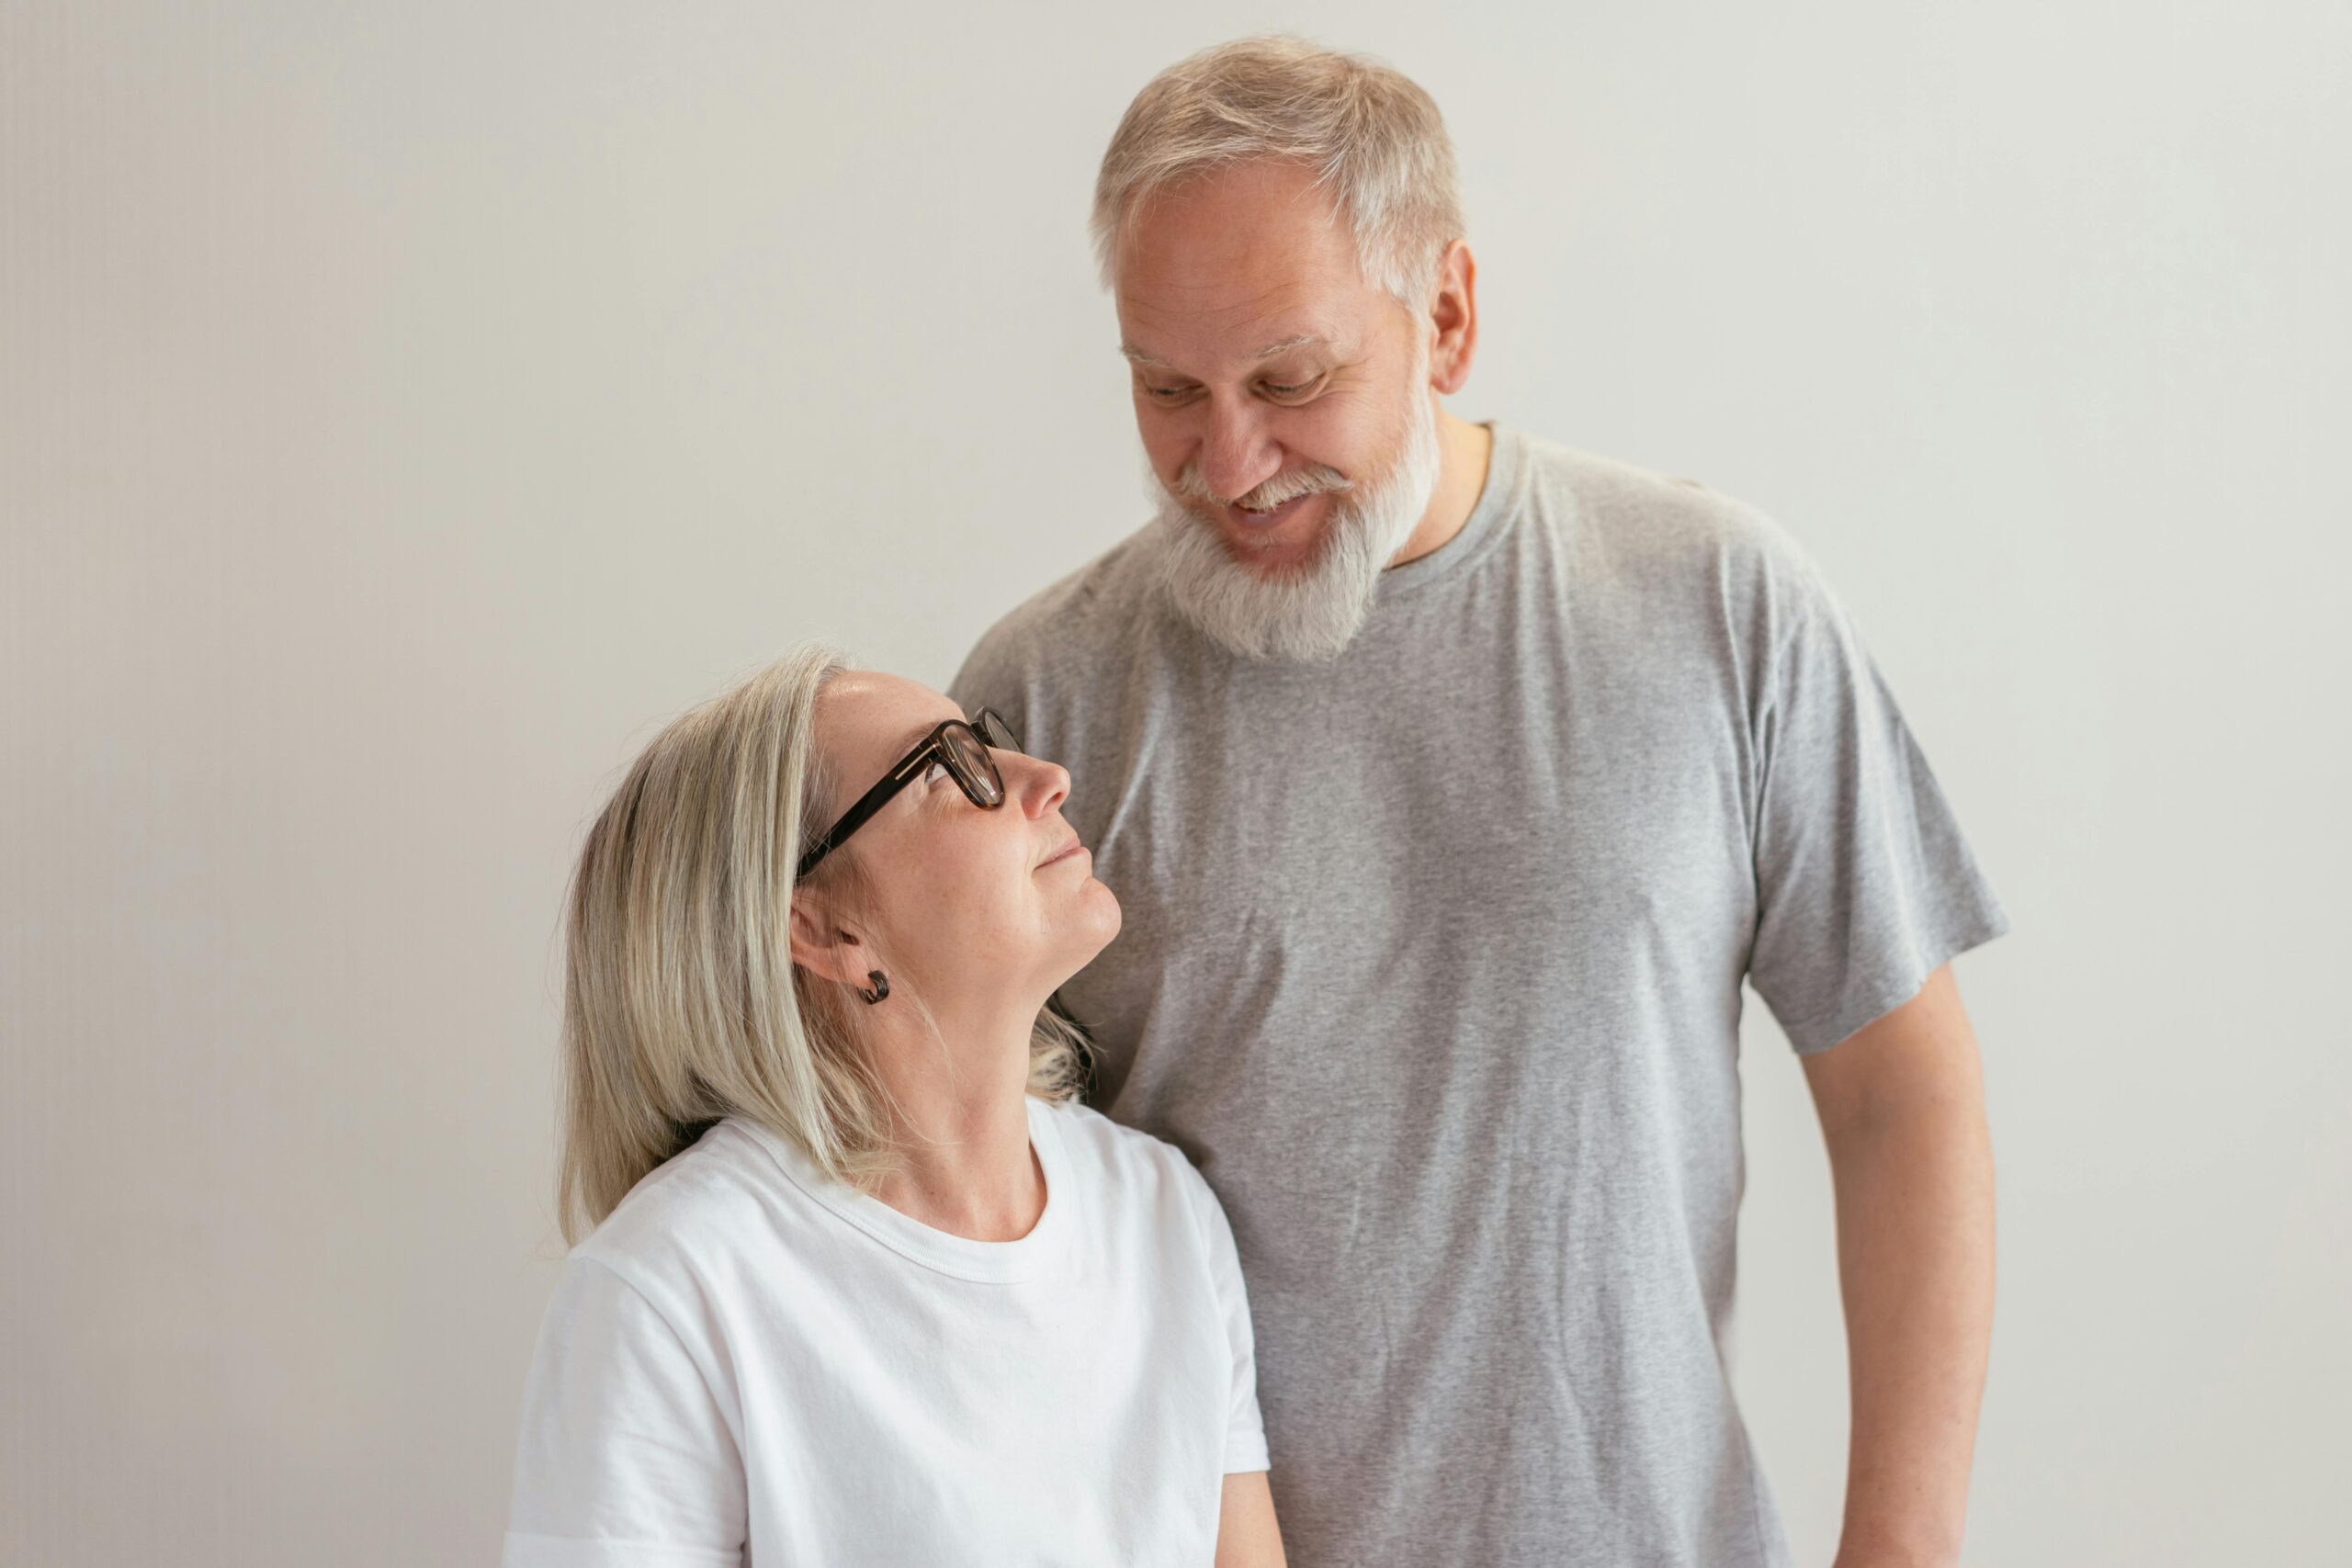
[795,707,1023,880]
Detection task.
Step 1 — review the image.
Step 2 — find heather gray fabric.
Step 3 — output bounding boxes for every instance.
[949,423,2007,1568]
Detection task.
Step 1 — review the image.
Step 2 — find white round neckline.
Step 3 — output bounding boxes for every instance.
[744,1097,1077,1284]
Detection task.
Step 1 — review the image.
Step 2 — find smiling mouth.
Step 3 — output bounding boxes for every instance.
[1038,837,1088,870]
[1226,492,1314,530]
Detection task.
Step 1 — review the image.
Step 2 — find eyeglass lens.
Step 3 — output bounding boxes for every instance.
[977,709,1021,752]
[943,723,1005,807]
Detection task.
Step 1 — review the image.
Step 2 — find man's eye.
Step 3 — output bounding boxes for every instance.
[1262,376,1322,400]
[1144,385,1193,402]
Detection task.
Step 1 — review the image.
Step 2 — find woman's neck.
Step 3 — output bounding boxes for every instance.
[861,995,1046,1242]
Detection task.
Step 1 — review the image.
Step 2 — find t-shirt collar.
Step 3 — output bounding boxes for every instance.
[742,1096,1077,1284]
[1374,419,1524,600]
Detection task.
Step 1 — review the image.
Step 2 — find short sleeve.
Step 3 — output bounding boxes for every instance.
[1188,1172,1272,1475]
[1747,559,2009,1055]
[502,1257,747,1568]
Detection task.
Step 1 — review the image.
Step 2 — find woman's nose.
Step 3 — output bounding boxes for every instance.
[1012,753,1070,818]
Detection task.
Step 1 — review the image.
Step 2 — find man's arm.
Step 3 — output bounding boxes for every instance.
[1800,964,1996,1568]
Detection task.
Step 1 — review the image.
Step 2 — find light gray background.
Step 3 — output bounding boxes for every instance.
[4,4,2346,1564]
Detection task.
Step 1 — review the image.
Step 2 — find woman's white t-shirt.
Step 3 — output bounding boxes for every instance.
[502,1096,1269,1567]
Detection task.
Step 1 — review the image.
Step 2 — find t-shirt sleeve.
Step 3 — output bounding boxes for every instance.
[1746,551,2009,1055]
[1187,1170,1272,1476]
[502,1256,747,1568]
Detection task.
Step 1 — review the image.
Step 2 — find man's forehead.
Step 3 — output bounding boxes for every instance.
[1114,173,1371,370]
[1116,267,1363,369]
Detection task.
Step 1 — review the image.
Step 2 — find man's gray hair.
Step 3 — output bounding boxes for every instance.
[1091,36,1465,307]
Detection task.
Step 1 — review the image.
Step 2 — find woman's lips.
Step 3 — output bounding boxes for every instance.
[1038,838,1089,870]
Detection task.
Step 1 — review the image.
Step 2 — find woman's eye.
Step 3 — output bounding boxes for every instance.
[923,761,950,785]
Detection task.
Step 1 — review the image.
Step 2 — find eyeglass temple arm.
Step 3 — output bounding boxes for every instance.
[795,739,940,879]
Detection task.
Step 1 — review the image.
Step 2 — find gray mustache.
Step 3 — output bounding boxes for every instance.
[1172,462,1355,512]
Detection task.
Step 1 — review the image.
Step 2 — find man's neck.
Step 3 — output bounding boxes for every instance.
[1389,408,1495,570]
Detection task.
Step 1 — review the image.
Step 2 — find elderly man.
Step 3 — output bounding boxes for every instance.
[954,37,2006,1568]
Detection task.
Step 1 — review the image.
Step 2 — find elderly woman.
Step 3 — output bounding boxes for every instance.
[501,646,1286,1567]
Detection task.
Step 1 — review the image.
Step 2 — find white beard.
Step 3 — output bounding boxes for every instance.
[1148,384,1443,664]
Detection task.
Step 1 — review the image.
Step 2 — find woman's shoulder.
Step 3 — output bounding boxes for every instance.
[1041,1095,1185,1169]
[1037,1098,1223,1231]
[568,1119,807,1283]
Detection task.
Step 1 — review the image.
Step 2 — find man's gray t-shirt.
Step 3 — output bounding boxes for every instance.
[950,424,2007,1568]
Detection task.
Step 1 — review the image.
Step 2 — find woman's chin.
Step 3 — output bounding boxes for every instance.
[1058,886,1124,972]
[1089,879,1123,937]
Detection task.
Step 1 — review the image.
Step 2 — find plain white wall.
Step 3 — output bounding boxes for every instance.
[5,3,2346,1562]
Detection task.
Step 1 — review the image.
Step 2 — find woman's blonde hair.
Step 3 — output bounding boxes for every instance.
[555,643,1090,1243]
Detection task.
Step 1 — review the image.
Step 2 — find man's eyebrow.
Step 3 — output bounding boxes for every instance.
[1118,333,1331,370]
[1250,333,1329,359]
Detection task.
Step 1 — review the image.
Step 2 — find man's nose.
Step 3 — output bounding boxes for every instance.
[1195,395,1281,503]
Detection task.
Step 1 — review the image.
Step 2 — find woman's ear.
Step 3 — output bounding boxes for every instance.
[786,890,865,987]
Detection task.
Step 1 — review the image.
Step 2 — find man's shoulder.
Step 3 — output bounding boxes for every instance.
[952,524,1165,705]
[1517,430,1810,570]
[1501,428,1838,630]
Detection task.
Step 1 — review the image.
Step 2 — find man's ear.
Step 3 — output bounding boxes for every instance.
[786,890,865,988]
[1426,239,1479,396]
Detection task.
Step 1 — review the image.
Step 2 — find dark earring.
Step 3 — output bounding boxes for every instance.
[856,970,889,1006]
